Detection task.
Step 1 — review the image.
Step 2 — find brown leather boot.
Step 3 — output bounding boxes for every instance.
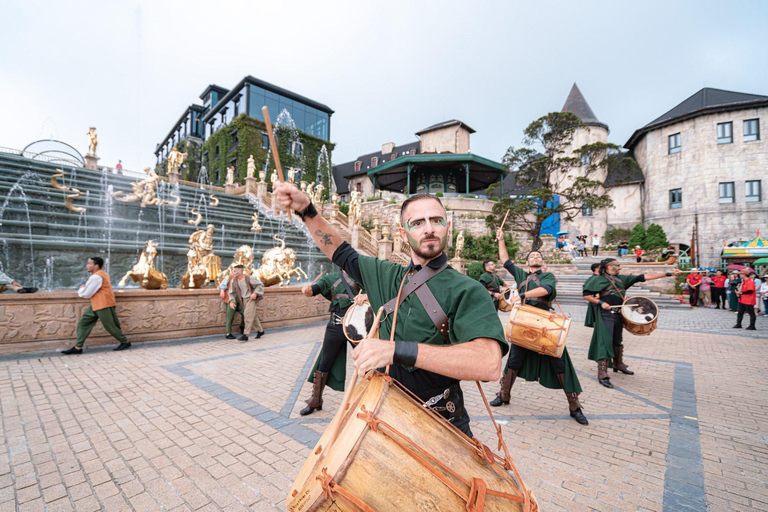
[489,369,518,407]
[300,371,329,416]
[597,359,614,388]
[556,374,588,425]
[613,345,634,375]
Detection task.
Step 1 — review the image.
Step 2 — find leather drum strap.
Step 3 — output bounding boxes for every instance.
[520,273,551,306]
[382,264,450,343]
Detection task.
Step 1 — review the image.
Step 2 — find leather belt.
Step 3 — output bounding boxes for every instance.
[330,313,344,325]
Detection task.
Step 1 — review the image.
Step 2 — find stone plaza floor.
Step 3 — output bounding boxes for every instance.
[0,304,766,511]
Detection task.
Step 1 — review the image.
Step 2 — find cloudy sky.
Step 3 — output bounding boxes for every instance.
[1,1,766,172]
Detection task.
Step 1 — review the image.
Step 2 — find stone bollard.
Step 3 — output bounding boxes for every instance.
[167,169,180,185]
[371,227,381,241]
[245,176,257,197]
[378,238,393,261]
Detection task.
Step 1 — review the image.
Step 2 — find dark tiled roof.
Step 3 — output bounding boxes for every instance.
[332,141,420,194]
[199,84,229,100]
[625,87,768,149]
[415,120,476,135]
[604,151,645,187]
[561,83,608,130]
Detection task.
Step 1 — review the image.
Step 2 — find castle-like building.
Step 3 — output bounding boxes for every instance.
[557,84,766,267]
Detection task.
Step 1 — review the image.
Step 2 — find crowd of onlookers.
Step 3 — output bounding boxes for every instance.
[685,267,767,330]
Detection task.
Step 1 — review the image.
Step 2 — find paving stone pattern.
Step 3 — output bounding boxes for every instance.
[0,305,765,511]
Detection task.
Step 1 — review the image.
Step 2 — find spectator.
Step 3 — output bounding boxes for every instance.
[577,238,586,258]
[115,160,123,174]
[700,273,712,308]
[591,263,600,275]
[634,245,644,263]
[619,241,629,258]
[755,272,764,314]
[591,233,601,257]
[711,269,728,309]
[727,272,741,312]
[686,270,702,308]
[760,277,768,317]
[734,269,757,330]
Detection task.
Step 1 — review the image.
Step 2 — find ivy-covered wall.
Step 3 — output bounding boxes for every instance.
[200,114,335,197]
[155,137,203,182]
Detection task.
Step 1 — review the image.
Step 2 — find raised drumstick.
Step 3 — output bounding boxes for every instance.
[262,106,292,224]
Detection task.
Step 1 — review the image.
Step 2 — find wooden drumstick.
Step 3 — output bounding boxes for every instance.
[310,272,324,285]
[500,209,510,230]
[262,106,292,224]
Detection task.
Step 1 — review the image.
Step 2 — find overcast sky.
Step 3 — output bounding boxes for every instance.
[1,1,766,172]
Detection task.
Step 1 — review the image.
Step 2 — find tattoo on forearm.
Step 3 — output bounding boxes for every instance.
[315,230,334,246]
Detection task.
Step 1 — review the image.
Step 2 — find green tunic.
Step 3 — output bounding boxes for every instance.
[308,273,360,392]
[583,274,644,363]
[478,271,504,292]
[502,260,581,393]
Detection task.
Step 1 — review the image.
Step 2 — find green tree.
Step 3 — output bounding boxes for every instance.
[486,112,618,250]
[644,223,669,250]
[628,223,646,248]
[466,261,484,281]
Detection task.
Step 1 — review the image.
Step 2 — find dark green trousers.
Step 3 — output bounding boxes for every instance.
[225,297,245,334]
[76,306,128,347]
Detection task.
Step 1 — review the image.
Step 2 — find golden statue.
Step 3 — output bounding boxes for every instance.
[270,169,279,187]
[181,247,208,289]
[113,167,180,208]
[314,183,325,203]
[209,194,219,207]
[187,224,221,283]
[455,230,465,259]
[247,155,256,179]
[300,181,308,194]
[287,167,297,184]
[118,240,168,289]
[216,245,257,285]
[167,146,187,175]
[86,127,98,155]
[51,169,86,213]
[226,166,235,186]
[187,207,202,225]
[306,182,314,198]
[255,235,308,287]
[250,212,262,232]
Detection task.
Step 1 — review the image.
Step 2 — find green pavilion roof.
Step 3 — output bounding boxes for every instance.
[362,153,505,194]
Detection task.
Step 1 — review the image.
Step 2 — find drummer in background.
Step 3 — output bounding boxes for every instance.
[275,183,507,437]
[299,271,367,415]
[489,227,588,425]
[582,258,680,389]
[591,263,600,276]
[479,260,508,310]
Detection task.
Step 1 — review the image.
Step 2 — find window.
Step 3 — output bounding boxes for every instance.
[744,119,760,141]
[581,153,591,166]
[409,148,416,155]
[214,145,220,160]
[582,202,593,216]
[669,188,682,209]
[356,183,362,192]
[354,161,362,172]
[746,180,762,202]
[230,129,239,148]
[291,141,303,158]
[717,122,733,144]
[371,157,378,167]
[668,133,681,154]
[261,133,270,149]
[719,182,734,203]
[391,154,397,161]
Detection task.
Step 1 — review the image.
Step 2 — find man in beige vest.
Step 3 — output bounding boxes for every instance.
[226,265,265,341]
[62,257,130,354]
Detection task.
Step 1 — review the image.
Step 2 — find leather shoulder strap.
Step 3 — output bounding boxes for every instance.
[383,263,450,343]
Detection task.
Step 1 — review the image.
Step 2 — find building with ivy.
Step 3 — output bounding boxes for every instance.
[154,76,334,191]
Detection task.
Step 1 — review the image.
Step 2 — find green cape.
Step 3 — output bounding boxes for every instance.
[507,347,582,393]
[307,342,348,392]
[583,274,642,363]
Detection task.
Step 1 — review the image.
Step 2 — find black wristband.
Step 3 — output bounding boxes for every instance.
[519,292,526,301]
[298,201,318,221]
[598,300,605,306]
[665,272,672,277]
[393,340,418,367]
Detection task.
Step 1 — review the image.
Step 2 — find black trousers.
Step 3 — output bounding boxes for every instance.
[318,322,349,374]
[736,303,756,328]
[592,245,599,256]
[601,310,624,348]
[506,343,565,374]
[712,288,726,308]
[689,287,700,307]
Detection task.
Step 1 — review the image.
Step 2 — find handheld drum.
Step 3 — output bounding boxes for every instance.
[620,296,659,336]
[498,287,518,313]
[505,303,570,358]
[342,302,375,343]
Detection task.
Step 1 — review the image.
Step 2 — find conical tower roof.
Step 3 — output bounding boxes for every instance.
[561,83,608,131]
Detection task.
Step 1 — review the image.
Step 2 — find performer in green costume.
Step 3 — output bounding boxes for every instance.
[478,260,507,310]
[300,271,365,415]
[489,228,588,425]
[582,258,679,388]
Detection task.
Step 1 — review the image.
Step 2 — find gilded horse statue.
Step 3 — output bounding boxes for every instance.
[118,240,168,289]
[255,235,308,287]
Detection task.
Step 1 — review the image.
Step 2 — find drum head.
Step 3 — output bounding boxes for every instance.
[343,302,375,342]
[503,288,517,302]
[621,296,658,324]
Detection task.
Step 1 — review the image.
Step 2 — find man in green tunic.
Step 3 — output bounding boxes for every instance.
[274,183,507,437]
[478,260,508,310]
[582,258,679,388]
[488,228,588,425]
[299,271,366,415]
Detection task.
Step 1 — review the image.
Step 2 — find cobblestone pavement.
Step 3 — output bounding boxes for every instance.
[0,304,765,511]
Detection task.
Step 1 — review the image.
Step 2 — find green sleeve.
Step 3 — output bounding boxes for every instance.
[502,260,528,288]
[478,272,492,287]
[538,272,558,300]
[449,278,509,356]
[315,273,337,301]
[356,256,405,312]
[618,274,642,289]
[583,275,608,293]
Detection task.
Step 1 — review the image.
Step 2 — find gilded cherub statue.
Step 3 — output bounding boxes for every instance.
[250,212,262,232]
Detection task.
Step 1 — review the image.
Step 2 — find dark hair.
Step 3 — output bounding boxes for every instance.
[590,263,600,272]
[90,256,104,269]
[400,193,445,223]
[483,260,494,268]
[234,264,245,269]
[598,258,618,276]
[526,250,543,260]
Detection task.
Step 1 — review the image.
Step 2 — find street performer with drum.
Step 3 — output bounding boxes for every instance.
[489,228,588,425]
[479,259,509,310]
[274,183,507,437]
[582,258,680,388]
[299,271,367,415]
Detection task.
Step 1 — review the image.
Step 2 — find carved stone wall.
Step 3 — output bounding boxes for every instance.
[0,287,329,354]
